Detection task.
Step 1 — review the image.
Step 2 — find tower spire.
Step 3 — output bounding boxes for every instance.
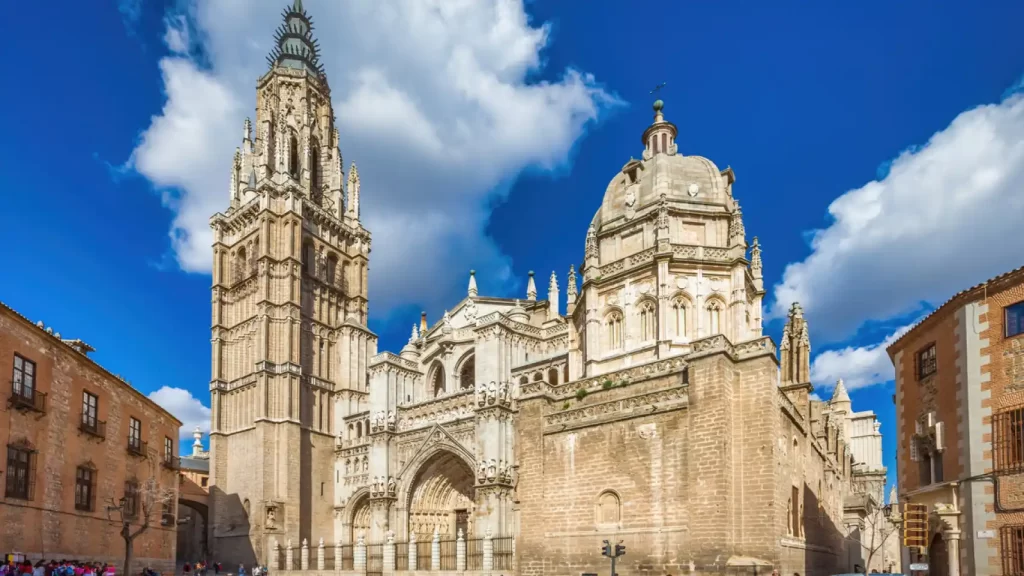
[547,271,559,320]
[266,0,326,82]
[468,270,478,297]
[526,271,537,301]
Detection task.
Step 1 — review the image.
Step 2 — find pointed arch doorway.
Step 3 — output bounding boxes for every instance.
[406,449,476,540]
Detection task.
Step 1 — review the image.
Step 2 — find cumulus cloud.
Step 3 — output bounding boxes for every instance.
[771,91,1024,342]
[148,386,211,440]
[129,0,618,320]
[810,323,914,392]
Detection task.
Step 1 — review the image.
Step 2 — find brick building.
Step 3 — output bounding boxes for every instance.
[888,266,1024,576]
[0,301,181,572]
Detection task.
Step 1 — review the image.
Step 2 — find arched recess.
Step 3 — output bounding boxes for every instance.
[288,130,300,178]
[403,448,476,540]
[704,297,726,337]
[669,292,692,339]
[349,492,371,543]
[636,298,657,343]
[176,498,209,562]
[594,490,621,527]
[428,361,446,398]
[457,353,475,391]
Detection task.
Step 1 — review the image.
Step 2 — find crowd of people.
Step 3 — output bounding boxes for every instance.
[1,560,117,576]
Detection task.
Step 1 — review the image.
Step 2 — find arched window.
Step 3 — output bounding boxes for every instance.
[459,356,475,390]
[303,242,315,276]
[234,246,247,282]
[356,422,362,438]
[638,300,656,342]
[327,254,338,286]
[596,491,621,525]
[310,140,321,193]
[430,363,445,397]
[519,376,528,385]
[547,368,559,385]
[671,297,688,338]
[289,131,300,178]
[605,311,623,351]
[706,300,723,336]
[533,373,543,382]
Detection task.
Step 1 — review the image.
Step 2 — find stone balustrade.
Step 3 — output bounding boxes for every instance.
[397,389,475,431]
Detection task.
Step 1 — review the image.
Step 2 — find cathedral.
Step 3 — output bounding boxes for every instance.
[207,2,892,574]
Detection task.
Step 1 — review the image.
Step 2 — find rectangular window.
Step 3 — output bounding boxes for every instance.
[5,446,34,500]
[1000,525,1024,576]
[994,406,1024,474]
[124,481,139,518]
[201,477,208,488]
[920,448,933,486]
[164,437,173,463]
[12,354,36,399]
[917,344,937,380]
[75,467,95,511]
[790,485,800,536]
[82,391,98,431]
[1007,301,1024,338]
[129,417,142,452]
[933,450,944,483]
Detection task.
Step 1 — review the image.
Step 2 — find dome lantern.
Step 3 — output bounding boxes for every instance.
[642,99,678,158]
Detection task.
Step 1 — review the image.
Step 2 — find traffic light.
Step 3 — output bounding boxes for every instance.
[614,544,626,557]
[903,503,928,551]
[602,541,612,557]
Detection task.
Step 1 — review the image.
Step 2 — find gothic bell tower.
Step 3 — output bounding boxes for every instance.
[208,0,376,565]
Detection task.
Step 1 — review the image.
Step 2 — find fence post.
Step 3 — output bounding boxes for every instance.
[317,537,325,571]
[408,531,417,570]
[335,540,342,571]
[272,540,281,571]
[456,529,466,572]
[483,527,494,572]
[431,527,441,571]
[355,534,367,571]
[286,539,294,571]
[384,530,396,574]
[301,538,310,571]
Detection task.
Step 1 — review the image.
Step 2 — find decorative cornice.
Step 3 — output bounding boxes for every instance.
[544,386,688,431]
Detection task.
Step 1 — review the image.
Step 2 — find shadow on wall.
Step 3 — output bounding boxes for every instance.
[801,482,852,575]
[209,486,257,567]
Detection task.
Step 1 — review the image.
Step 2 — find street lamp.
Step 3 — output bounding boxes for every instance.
[883,503,893,519]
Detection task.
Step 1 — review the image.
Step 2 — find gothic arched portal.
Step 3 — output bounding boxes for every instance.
[406,450,475,540]
[350,493,371,542]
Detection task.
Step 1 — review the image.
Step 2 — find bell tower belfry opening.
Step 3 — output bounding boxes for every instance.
[208,0,376,565]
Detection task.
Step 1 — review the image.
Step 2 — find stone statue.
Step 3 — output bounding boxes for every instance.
[476,383,487,407]
[499,381,510,404]
[487,381,497,404]
[387,476,396,496]
[486,458,497,481]
[477,460,487,482]
[387,410,396,429]
[266,506,277,529]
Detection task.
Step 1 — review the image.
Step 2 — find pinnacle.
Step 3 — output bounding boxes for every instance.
[830,378,850,404]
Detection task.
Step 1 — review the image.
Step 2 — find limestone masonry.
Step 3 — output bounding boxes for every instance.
[208,2,894,574]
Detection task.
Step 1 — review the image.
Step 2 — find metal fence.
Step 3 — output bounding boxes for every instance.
[394,542,409,571]
[365,543,383,576]
[415,541,432,571]
[438,539,457,571]
[493,536,514,570]
[466,538,484,570]
[337,544,354,571]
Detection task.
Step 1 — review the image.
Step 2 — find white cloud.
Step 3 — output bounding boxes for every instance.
[148,386,211,440]
[129,0,618,321]
[163,15,190,54]
[771,92,1024,342]
[810,323,914,392]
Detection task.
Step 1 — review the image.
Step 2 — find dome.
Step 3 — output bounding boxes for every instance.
[591,152,731,232]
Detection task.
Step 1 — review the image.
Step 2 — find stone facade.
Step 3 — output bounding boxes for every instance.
[889,266,1024,576]
[0,301,181,572]
[210,3,887,574]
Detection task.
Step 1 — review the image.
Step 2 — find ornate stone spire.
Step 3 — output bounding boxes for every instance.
[410,324,419,342]
[467,270,478,297]
[780,302,812,386]
[830,378,851,405]
[585,225,598,260]
[420,312,427,334]
[729,202,746,246]
[192,426,204,457]
[750,237,763,279]
[346,161,360,219]
[547,271,559,320]
[526,271,537,301]
[243,117,252,142]
[266,0,326,82]
[566,265,578,305]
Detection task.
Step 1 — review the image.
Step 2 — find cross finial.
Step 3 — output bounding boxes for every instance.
[650,82,667,95]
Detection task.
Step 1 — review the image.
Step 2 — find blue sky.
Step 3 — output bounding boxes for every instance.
[2,0,1024,497]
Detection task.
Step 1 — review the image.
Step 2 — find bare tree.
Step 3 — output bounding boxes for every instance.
[845,502,900,573]
[106,475,176,576]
